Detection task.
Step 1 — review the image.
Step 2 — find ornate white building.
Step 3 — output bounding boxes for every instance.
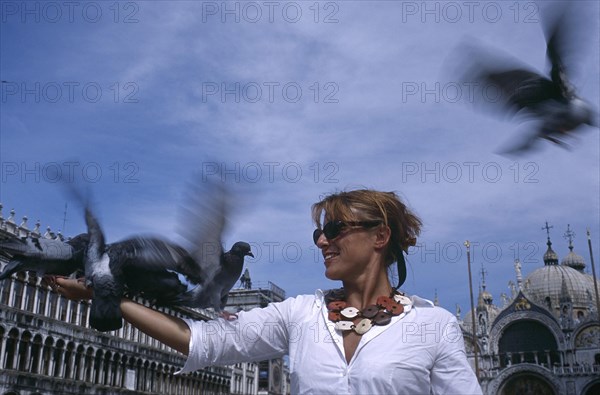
[458,224,600,395]
[0,204,259,395]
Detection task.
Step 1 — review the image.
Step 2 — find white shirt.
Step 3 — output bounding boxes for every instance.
[178,290,483,395]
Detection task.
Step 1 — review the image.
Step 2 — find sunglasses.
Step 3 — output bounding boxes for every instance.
[313,220,382,245]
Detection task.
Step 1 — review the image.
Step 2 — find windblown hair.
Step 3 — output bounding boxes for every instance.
[311,189,422,266]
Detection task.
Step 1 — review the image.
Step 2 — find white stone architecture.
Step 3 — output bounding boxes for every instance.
[0,204,259,395]
[458,224,600,395]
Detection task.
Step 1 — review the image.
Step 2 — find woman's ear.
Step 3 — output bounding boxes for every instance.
[373,225,391,249]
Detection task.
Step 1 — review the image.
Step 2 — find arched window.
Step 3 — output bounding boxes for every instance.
[48,292,58,319]
[498,320,559,368]
[74,345,85,381]
[41,337,54,376]
[584,381,600,395]
[30,334,43,373]
[17,331,32,371]
[70,301,80,324]
[36,287,48,315]
[94,349,104,384]
[0,278,11,305]
[12,279,23,309]
[80,302,90,327]
[58,296,69,322]
[84,347,94,382]
[4,329,19,369]
[499,372,556,395]
[64,342,75,379]
[103,351,113,386]
[52,339,65,377]
[23,282,35,312]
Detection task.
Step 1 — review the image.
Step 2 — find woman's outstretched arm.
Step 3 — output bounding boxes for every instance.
[54,277,191,355]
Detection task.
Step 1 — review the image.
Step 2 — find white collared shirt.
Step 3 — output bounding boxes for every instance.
[178,290,483,395]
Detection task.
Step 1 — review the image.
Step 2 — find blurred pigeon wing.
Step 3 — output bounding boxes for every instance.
[545,16,576,100]
[1,237,76,260]
[84,208,106,276]
[0,237,82,280]
[483,69,560,112]
[177,177,229,283]
[119,237,203,284]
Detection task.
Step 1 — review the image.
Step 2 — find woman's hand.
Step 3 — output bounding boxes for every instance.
[47,276,93,301]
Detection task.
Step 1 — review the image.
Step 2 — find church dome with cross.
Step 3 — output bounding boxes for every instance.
[523,224,596,317]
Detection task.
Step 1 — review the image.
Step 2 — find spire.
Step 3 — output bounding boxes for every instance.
[480,264,488,291]
[563,224,575,252]
[542,221,559,265]
[479,264,493,305]
[433,289,439,306]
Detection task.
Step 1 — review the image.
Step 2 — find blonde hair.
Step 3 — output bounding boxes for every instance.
[311,189,422,266]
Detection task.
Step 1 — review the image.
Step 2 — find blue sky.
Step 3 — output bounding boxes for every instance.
[1,1,599,316]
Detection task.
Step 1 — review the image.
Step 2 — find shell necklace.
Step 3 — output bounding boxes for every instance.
[325,288,413,335]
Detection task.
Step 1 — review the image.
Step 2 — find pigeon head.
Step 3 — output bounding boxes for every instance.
[229,241,254,258]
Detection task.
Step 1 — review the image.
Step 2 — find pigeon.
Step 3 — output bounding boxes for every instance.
[82,207,128,332]
[122,240,253,315]
[47,205,203,331]
[0,233,89,281]
[80,176,253,328]
[125,176,254,318]
[458,6,597,154]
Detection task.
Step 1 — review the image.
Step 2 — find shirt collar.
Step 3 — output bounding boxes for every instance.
[411,294,435,307]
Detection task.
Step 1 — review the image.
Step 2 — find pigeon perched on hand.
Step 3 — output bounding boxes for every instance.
[81,206,210,331]
[0,233,89,281]
[458,6,597,154]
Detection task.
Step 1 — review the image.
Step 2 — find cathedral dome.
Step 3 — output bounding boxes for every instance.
[523,264,594,311]
[560,224,586,272]
[543,240,559,265]
[561,250,586,271]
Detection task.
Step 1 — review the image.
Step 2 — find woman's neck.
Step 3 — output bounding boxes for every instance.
[343,271,393,309]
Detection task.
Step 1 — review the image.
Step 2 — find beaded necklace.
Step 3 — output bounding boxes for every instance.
[325,288,413,335]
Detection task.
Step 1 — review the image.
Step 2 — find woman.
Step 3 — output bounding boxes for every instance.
[56,189,482,394]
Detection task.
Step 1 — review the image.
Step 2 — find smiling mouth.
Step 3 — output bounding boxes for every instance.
[324,252,340,262]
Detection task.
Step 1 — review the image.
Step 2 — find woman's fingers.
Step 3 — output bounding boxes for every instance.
[54,276,93,300]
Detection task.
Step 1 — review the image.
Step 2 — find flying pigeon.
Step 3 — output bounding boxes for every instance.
[0,233,89,281]
[126,176,254,318]
[458,7,597,154]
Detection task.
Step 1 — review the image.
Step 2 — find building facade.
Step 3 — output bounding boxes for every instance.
[0,205,258,395]
[458,227,600,395]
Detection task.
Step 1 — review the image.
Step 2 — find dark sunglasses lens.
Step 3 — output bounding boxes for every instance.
[313,229,323,245]
[314,221,347,245]
[323,221,344,240]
